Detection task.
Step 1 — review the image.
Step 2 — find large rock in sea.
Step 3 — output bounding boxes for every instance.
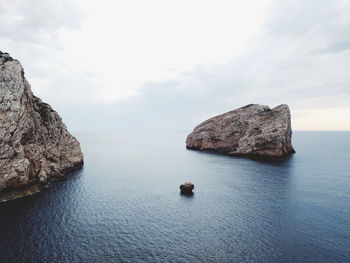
[0,51,83,200]
[186,104,295,160]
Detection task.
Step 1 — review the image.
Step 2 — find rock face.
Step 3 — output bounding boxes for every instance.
[186,104,295,159]
[0,51,83,199]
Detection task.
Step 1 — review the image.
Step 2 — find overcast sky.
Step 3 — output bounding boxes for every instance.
[1,0,350,131]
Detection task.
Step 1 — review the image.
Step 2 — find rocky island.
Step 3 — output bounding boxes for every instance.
[180,182,194,195]
[0,51,83,201]
[186,104,295,160]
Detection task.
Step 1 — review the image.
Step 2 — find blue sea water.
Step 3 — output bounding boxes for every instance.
[0,131,349,263]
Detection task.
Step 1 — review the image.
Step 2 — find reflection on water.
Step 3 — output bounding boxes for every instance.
[0,132,349,263]
[180,192,194,198]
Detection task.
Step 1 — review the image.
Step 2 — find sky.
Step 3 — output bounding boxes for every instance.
[1,0,350,131]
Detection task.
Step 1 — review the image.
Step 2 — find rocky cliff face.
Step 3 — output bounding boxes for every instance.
[0,51,83,199]
[186,104,295,159]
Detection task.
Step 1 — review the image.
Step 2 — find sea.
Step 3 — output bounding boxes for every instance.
[0,131,349,263]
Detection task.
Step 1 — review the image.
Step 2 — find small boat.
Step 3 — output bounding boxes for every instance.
[180,182,194,195]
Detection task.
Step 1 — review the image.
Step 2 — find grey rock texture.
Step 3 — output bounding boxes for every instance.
[0,51,83,197]
[186,104,295,159]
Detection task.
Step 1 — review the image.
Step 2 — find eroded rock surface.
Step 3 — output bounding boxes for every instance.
[186,104,295,159]
[0,51,83,198]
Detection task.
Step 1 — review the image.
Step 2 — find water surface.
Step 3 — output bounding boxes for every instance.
[0,132,349,262]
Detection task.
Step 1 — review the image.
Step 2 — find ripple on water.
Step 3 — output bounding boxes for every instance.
[0,132,350,263]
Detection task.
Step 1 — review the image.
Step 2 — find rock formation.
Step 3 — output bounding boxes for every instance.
[0,51,83,200]
[186,104,295,160]
[180,182,194,195]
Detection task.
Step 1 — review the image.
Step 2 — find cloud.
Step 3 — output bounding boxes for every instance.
[93,0,350,132]
[265,0,350,55]
[0,0,95,111]
[0,0,80,44]
[1,0,270,107]
[1,0,349,131]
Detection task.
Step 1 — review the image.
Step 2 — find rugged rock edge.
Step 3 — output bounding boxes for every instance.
[0,51,84,201]
[186,104,295,160]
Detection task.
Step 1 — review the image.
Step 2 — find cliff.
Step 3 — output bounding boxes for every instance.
[186,104,295,160]
[0,51,83,200]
